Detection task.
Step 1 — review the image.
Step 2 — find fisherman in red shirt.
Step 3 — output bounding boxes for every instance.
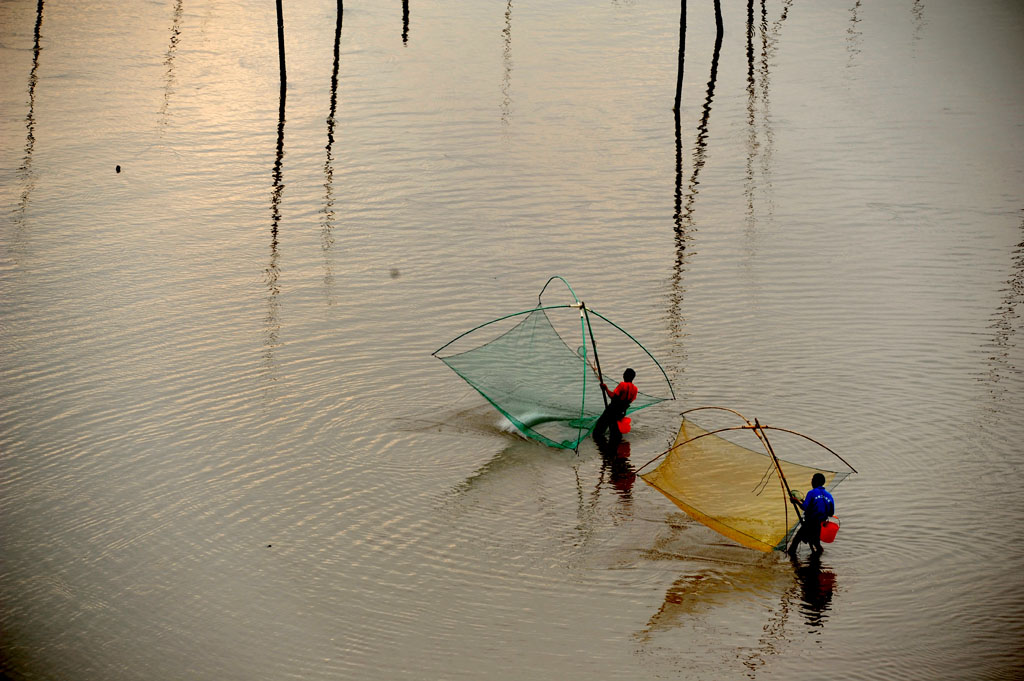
[593,368,638,441]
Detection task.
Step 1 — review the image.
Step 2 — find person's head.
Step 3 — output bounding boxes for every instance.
[623,368,636,382]
[811,473,826,488]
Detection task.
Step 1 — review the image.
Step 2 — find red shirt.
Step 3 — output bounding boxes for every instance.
[609,381,638,404]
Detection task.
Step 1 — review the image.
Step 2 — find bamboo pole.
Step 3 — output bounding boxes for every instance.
[752,419,804,551]
[583,305,608,410]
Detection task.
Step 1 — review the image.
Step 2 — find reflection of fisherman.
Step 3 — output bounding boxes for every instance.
[597,438,635,499]
[788,473,835,557]
[593,368,637,441]
[793,554,836,627]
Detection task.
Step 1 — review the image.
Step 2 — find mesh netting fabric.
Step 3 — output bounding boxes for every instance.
[436,305,671,449]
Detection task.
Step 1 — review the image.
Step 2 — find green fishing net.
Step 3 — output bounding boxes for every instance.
[433,278,674,449]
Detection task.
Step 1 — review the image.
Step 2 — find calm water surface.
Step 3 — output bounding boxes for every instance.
[2,0,1022,679]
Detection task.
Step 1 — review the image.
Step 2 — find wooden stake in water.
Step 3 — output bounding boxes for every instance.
[276,0,287,87]
[673,0,686,113]
[402,0,409,44]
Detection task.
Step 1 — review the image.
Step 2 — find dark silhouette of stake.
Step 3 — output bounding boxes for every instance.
[325,0,342,191]
[673,0,686,113]
[583,305,608,410]
[275,0,286,87]
[402,0,409,44]
[271,0,286,239]
[320,0,343,302]
[266,0,287,367]
[324,0,342,206]
[271,0,287,239]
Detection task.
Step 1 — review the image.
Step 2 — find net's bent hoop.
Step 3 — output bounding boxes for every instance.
[586,309,676,402]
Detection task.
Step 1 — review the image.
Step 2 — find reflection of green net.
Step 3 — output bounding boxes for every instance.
[641,420,852,551]
[437,308,668,449]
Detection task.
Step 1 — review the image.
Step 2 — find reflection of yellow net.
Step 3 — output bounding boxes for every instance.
[641,419,850,552]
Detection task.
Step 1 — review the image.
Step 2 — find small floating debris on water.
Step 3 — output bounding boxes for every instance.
[115,165,121,173]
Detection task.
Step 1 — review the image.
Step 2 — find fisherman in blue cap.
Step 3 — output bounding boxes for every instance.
[788,473,834,557]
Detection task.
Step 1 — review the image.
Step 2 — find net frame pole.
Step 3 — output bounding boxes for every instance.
[538,276,588,452]
[752,419,805,550]
[582,304,608,410]
[574,304,588,451]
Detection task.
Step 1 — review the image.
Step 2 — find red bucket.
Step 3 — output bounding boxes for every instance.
[617,416,631,434]
[820,516,840,543]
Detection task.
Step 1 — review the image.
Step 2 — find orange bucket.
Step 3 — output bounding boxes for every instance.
[820,516,840,543]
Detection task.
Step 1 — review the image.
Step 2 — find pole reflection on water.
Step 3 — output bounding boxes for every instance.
[159,0,184,132]
[911,0,925,47]
[681,0,723,226]
[321,0,343,305]
[753,0,788,221]
[669,0,687,346]
[846,0,863,69]
[670,0,721,348]
[266,0,287,377]
[789,554,836,629]
[744,0,756,231]
[740,0,785,239]
[15,0,44,236]
[984,217,1024,408]
[501,0,513,128]
[595,436,636,507]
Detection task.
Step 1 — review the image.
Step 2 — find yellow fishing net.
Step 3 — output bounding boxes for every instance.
[641,418,851,552]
